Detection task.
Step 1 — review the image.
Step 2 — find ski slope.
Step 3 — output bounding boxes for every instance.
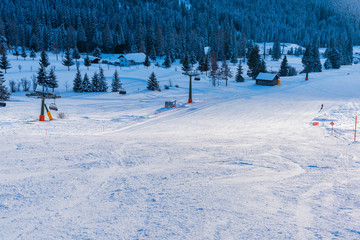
[1,53,360,239]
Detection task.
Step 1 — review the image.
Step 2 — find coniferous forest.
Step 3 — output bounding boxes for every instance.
[0,0,359,62]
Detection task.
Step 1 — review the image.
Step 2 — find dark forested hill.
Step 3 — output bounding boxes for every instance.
[0,0,358,60]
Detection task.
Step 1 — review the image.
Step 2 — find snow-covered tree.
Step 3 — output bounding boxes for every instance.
[82,73,92,92]
[0,50,11,73]
[111,70,122,92]
[279,55,289,76]
[272,40,281,60]
[37,66,47,92]
[47,67,58,92]
[21,47,27,60]
[235,61,244,82]
[147,72,160,91]
[0,70,10,100]
[72,47,81,62]
[181,52,191,72]
[247,45,262,79]
[98,68,108,92]
[144,54,151,68]
[324,58,332,69]
[92,47,101,59]
[62,48,74,71]
[39,50,50,68]
[73,69,83,92]
[91,72,100,92]
[219,59,232,86]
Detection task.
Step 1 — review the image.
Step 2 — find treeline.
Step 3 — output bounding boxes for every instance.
[0,0,358,62]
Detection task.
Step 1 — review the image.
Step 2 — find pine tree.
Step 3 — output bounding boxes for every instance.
[147,72,160,91]
[235,62,244,82]
[92,47,102,58]
[272,40,281,60]
[163,53,171,68]
[21,47,27,60]
[98,68,108,92]
[247,45,262,79]
[91,72,100,92]
[203,54,210,75]
[73,69,83,92]
[13,48,20,60]
[72,47,81,62]
[62,48,74,71]
[0,70,10,100]
[181,52,191,72]
[84,55,91,70]
[111,70,122,92]
[30,49,36,60]
[279,55,289,76]
[301,45,313,73]
[311,45,322,72]
[324,58,332,69]
[37,66,47,92]
[39,50,50,68]
[47,67,58,92]
[144,54,151,68]
[230,53,238,65]
[82,73,92,92]
[259,59,267,73]
[328,48,342,69]
[0,50,11,73]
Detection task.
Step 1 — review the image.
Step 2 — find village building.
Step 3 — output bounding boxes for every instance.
[118,53,146,66]
[255,73,280,86]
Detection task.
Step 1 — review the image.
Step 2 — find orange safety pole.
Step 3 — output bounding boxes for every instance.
[355,116,357,142]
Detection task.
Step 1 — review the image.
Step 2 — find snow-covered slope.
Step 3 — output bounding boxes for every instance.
[1,52,360,239]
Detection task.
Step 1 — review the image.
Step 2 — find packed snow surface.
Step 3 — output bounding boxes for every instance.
[1,52,360,239]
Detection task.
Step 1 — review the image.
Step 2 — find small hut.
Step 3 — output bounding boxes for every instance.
[255,73,280,86]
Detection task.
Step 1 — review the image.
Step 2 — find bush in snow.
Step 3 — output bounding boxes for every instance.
[9,80,16,92]
[324,58,332,69]
[21,78,31,91]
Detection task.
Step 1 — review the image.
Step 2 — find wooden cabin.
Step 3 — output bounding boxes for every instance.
[255,73,280,86]
[118,53,146,66]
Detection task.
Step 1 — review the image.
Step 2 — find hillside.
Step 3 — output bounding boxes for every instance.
[0,0,358,60]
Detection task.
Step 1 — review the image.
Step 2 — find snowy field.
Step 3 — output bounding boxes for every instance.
[1,52,360,239]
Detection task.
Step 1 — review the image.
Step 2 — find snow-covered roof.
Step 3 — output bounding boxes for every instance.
[256,73,279,81]
[119,53,146,63]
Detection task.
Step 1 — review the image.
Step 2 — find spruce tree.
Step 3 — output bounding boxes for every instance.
[324,58,332,69]
[98,68,108,92]
[84,55,91,70]
[230,53,238,65]
[39,50,50,68]
[82,73,92,92]
[30,49,36,60]
[279,55,289,76]
[0,50,11,73]
[72,47,81,62]
[203,54,210,75]
[247,45,262,79]
[47,67,58,92]
[311,45,322,72]
[37,66,47,92]
[259,59,267,73]
[21,47,27,60]
[91,72,100,92]
[328,48,342,69]
[111,70,122,92]
[301,45,313,73]
[62,48,74,71]
[163,53,171,68]
[272,40,281,60]
[235,62,244,82]
[73,69,83,92]
[144,54,151,68]
[13,48,20,60]
[181,52,191,72]
[147,72,160,91]
[0,70,10,100]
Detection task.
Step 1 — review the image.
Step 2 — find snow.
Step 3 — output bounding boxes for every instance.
[1,50,360,239]
[256,72,278,81]
[120,53,146,63]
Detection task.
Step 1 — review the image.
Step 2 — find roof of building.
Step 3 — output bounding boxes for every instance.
[118,53,146,62]
[256,72,279,81]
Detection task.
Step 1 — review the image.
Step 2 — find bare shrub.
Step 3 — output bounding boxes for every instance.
[57,112,66,119]
[9,80,16,92]
[21,78,31,91]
